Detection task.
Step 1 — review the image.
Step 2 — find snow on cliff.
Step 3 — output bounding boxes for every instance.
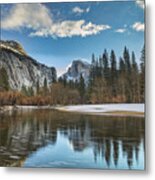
[61,60,90,82]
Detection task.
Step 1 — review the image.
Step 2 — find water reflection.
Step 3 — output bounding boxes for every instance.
[0,109,145,169]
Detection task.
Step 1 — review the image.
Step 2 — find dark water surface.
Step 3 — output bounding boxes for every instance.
[0,109,145,170]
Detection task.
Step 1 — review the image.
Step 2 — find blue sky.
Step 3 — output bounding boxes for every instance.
[1,1,145,75]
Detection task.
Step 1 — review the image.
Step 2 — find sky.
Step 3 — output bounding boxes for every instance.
[0,0,145,76]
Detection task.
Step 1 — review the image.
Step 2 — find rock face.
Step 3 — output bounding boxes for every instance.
[62,60,90,82]
[0,40,57,90]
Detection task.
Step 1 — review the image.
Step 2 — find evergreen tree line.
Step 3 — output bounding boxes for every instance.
[0,46,145,106]
[86,45,145,103]
[57,45,145,104]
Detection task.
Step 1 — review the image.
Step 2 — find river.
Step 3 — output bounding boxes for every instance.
[0,109,145,170]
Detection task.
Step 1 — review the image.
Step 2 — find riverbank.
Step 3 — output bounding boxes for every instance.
[0,106,16,114]
[54,104,145,117]
[0,104,145,117]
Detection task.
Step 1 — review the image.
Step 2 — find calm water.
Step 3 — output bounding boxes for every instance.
[0,109,145,170]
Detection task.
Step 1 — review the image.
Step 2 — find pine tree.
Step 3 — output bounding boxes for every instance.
[123,46,132,102]
[118,57,126,102]
[131,51,137,71]
[110,50,117,98]
[78,74,85,103]
[91,53,96,66]
[51,68,57,83]
[131,51,140,102]
[140,45,145,102]
[90,53,96,81]
[119,57,125,74]
[63,76,67,87]
[36,80,40,95]
[95,58,101,77]
[44,77,47,88]
[43,77,48,95]
[140,45,145,73]
[74,79,79,89]
[123,46,131,73]
[102,49,109,82]
[0,67,10,91]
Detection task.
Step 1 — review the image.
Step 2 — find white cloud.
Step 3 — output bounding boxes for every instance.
[1,4,110,38]
[1,4,52,30]
[72,6,90,14]
[132,22,145,31]
[30,20,111,38]
[115,28,126,33]
[136,0,145,9]
[86,7,90,13]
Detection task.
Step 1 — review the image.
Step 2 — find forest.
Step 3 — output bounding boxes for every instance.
[0,46,145,106]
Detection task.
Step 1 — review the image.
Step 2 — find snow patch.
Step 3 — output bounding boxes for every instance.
[56,104,144,114]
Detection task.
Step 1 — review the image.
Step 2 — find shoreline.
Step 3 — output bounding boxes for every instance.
[0,104,144,117]
[53,105,144,118]
[62,110,145,117]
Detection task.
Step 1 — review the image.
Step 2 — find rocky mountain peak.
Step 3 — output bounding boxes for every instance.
[0,40,57,90]
[62,59,91,82]
[0,40,27,56]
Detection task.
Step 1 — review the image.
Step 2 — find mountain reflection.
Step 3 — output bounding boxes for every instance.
[0,109,144,169]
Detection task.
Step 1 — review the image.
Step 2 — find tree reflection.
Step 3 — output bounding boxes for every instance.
[0,110,144,168]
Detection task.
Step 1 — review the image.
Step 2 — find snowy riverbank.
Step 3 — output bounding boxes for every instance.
[0,104,145,117]
[54,104,145,117]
